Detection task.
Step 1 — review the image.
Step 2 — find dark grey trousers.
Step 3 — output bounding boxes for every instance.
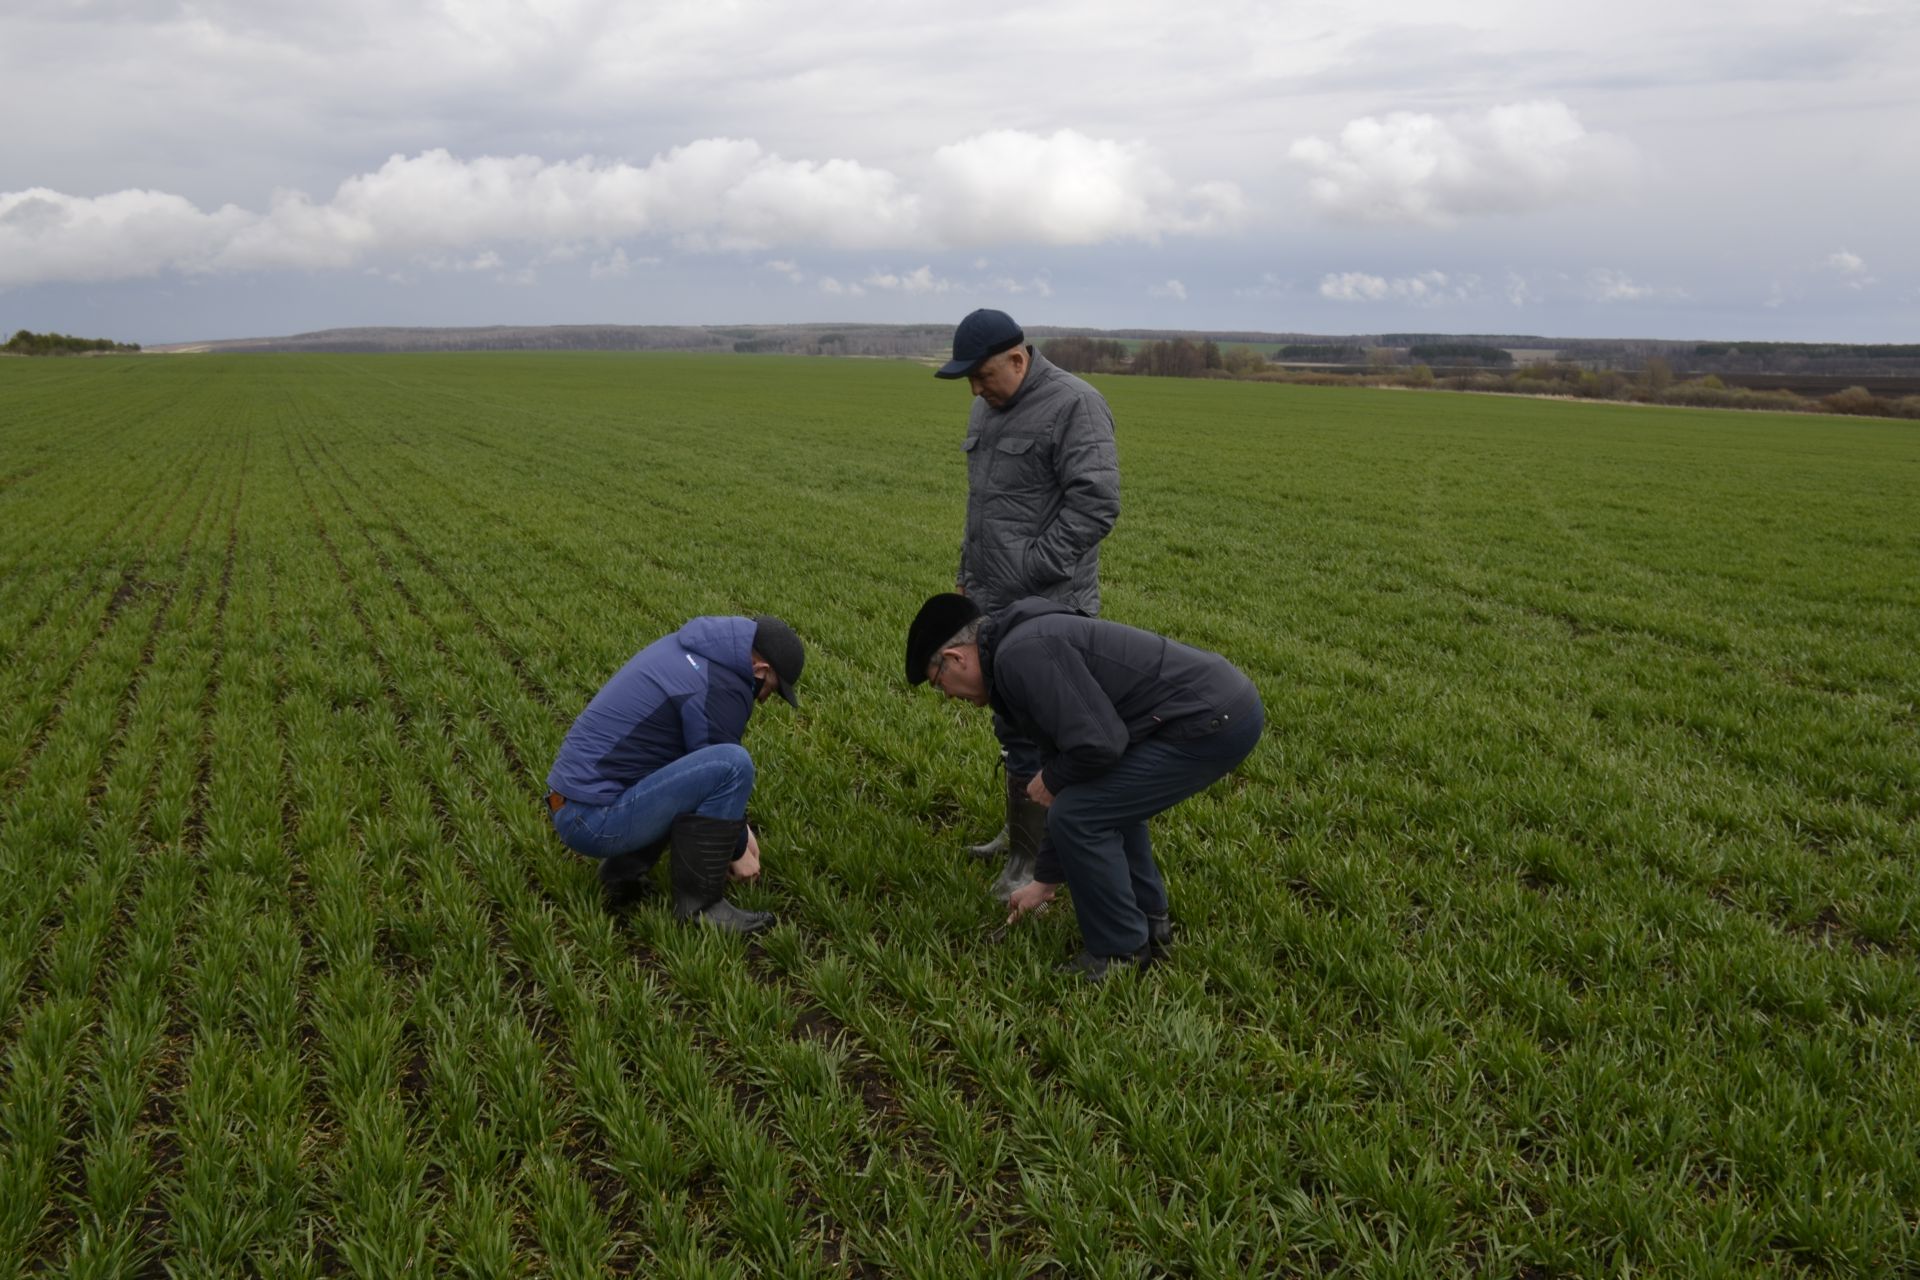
[1044,700,1264,956]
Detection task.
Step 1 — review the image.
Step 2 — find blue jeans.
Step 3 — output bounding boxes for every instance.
[1044,699,1264,956]
[551,744,754,860]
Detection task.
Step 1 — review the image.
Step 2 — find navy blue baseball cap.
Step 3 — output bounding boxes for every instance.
[934,309,1025,379]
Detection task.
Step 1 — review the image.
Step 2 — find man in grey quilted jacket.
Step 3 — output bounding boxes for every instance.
[934,308,1120,900]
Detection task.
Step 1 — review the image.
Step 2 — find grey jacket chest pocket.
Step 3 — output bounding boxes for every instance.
[990,434,1052,490]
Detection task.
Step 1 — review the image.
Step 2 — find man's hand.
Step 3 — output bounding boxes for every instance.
[730,826,761,881]
[1025,774,1055,808]
[1005,879,1057,922]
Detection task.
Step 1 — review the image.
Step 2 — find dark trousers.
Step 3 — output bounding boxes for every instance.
[1045,700,1264,956]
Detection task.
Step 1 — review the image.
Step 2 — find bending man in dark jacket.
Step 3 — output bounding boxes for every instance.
[935,308,1120,902]
[546,615,804,935]
[907,594,1262,980]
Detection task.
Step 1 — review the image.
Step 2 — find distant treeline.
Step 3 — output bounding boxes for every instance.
[1275,344,1365,362]
[5,329,141,356]
[1695,342,1920,360]
[1408,343,1512,366]
[1044,337,1269,378]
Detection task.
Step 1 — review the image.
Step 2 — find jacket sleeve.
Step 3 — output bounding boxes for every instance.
[1026,396,1119,586]
[1000,635,1129,793]
[677,688,711,754]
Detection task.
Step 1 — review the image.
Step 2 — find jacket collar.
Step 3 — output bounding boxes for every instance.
[993,346,1050,413]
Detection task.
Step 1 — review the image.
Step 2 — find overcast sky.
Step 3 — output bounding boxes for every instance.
[3,0,1915,345]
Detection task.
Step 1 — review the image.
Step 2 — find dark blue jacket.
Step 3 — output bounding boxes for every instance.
[547,616,760,804]
[980,598,1260,797]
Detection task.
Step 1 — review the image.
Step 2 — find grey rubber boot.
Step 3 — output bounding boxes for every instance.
[989,773,1047,903]
[967,825,1009,861]
[669,815,774,935]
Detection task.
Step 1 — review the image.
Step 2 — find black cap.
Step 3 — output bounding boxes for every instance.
[934,309,1025,379]
[905,593,981,684]
[752,615,805,707]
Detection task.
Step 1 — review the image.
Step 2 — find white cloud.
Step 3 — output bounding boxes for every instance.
[1318,269,1476,305]
[1823,249,1876,289]
[764,258,806,283]
[816,276,864,296]
[1148,279,1187,300]
[1585,267,1658,301]
[988,275,1053,297]
[863,265,951,294]
[1231,272,1293,300]
[922,130,1245,245]
[1288,100,1636,225]
[591,247,656,279]
[1504,271,1534,307]
[0,187,251,285]
[0,131,1243,288]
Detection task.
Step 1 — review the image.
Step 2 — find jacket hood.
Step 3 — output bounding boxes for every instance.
[676,615,756,682]
[978,596,1080,690]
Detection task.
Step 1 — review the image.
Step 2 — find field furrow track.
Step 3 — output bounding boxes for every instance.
[1,353,1914,1276]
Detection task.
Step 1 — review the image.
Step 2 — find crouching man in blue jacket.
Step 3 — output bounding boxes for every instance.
[547,615,804,935]
[907,594,1262,980]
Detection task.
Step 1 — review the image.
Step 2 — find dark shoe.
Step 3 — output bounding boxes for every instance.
[990,774,1048,903]
[967,825,1009,861]
[1145,912,1175,960]
[669,815,772,933]
[1054,944,1153,982]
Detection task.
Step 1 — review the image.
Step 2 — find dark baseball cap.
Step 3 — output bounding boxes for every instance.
[934,309,1025,379]
[752,615,805,707]
[905,593,981,684]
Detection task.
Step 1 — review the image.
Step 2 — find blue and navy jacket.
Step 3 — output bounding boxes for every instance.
[546,616,760,804]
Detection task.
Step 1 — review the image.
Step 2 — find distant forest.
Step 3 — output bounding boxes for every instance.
[4,329,141,356]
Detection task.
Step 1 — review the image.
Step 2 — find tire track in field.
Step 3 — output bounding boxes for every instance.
[0,436,220,803]
[129,437,246,1272]
[292,430,760,1272]
[0,454,237,1269]
[0,463,48,493]
[302,432,569,722]
[0,420,215,661]
[0,465,221,1036]
[284,433,633,1274]
[289,431,1040,1275]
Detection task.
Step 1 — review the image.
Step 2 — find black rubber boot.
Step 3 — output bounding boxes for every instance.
[990,773,1047,903]
[669,815,773,935]
[1054,944,1153,982]
[598,838,665,909]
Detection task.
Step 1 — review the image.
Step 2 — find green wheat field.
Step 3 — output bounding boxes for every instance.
[1,353,1915,1277]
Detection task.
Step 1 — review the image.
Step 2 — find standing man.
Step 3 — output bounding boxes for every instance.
[934,308,1120,901]
[546,614,804,935]
[907,592,1263,981]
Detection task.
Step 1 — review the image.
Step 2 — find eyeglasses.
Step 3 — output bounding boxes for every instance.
[927,652,953,691]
